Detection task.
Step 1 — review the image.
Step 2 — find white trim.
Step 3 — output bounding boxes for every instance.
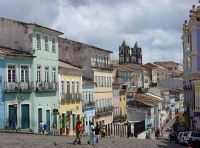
[35,32,42,50]
[6,63,18,82]
[19,64,30,83]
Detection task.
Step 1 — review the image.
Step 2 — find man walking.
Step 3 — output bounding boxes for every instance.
[95,123,101,143]
[87,121,95,145]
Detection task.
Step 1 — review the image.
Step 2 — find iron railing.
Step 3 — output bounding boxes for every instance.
[36,82,58,92]
[61,93,82,101]
[5,82,34,92]
[96,106,113,115]
[83,101,95,108]
[113,114,127,122]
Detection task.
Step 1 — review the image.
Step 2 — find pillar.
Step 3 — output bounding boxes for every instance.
[70,114,73,135]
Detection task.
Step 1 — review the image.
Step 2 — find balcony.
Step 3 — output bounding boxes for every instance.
[113,114,127,122]
[83,101,95,108]
[61,93,82,102]
[91,62,113,70]
[5,82,34,93]
[36,82,58,92]
[96,106,113,116]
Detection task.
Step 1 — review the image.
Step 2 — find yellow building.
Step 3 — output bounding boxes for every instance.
[58,61,83,135]
[94,70,113,125]
[119,89,127,118]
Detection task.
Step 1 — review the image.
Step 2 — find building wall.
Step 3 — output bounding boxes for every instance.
[31,29,60,133]
[0,57,5,129]
[119,91,127,116]
[4,57,34,130]
[58,73,82,135]
[0,18,33,52]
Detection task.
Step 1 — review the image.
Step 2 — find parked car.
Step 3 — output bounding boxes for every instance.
[177,132,183,143]
[186,131,200,146]
[169,131,178,142]
[179,132,187,145]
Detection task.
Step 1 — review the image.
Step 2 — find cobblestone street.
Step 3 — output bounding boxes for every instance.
[0,133,185,148]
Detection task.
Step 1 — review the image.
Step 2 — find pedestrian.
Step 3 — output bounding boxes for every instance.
[87,121,95,145]
[44,123,47,134]
[12,118,17,133]
[95,123,101,143]
[39,121,44,135]
[73,121,81,145]
[52,123,56,135]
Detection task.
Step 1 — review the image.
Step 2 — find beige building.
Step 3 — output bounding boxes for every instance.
[59,38,113,126]
[145,63,169,86]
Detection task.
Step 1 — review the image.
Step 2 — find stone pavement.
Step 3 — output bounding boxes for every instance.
[0,132,185,148]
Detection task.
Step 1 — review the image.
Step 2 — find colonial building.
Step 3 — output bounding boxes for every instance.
[82,80,95,135]
[59,38,113,126]
[119,41,142,65]
[0,17,63,133]
[0,54,5,129]
[0,47,34,130]
[182,4,200,131]
[154,61,183,78]
[145,63,169,87]
[58,61,83,135]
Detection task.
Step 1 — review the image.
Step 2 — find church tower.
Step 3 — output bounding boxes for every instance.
[130,41,142,64]
[119,40,130,64]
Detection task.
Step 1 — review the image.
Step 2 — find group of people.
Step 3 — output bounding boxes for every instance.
[73,121,101,146]
[39,121,57,135]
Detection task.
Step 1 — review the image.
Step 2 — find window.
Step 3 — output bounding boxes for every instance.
[95,76,97,86]
[76,81,79,94]
[61,81,64,94]
[21,65,29,82]
[104,76,106,87]
[52,67,56,82]
[72,81,75,94]
[37,65,41,82]
[107,76,109,87]
[52,38,56,52]
[45,66,49,82]
[67,81,70,94]
[97,76,101,87]
[36,34,41,50]
[101,76,103,87]
[8,65,16,82]
[45,35,49,51]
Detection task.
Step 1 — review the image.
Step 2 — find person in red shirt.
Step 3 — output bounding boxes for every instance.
[73,121,81,145]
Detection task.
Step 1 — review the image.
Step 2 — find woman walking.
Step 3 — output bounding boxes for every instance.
[73,121,82,145]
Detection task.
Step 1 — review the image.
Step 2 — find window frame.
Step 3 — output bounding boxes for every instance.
[20,64,30,83]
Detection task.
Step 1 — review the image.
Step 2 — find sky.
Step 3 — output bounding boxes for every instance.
[0,0,198,64]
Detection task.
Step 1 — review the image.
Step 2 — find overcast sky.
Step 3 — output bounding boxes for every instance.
[0,0,198,63]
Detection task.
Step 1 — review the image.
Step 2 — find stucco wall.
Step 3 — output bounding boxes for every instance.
[0,18,32,51]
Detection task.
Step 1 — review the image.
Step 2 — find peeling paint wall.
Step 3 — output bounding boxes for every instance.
[0,18,32,51]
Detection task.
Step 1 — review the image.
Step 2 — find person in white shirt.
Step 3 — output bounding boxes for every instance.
[87,121,95,145]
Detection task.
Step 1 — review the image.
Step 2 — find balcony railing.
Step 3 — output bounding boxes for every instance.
[96,106,113,116]
[5,82,34,92]
[113,114,127,122]
[91,62,113,70]
[61,93,82,102]
[83,101,95,108]
[36,82,58,92]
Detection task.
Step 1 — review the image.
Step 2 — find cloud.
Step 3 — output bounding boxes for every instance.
[0,0,198,63]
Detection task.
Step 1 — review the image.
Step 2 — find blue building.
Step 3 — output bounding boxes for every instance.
[82,80,95,135]
[0,55,5,129]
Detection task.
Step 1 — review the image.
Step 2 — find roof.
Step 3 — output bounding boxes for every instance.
[134,93,163,107]
[59,61,83,70]
[145,63,168,71]
[0,46,35,58]
[0,17,63,35]
[154,61,179,65]
[59,37,113,53]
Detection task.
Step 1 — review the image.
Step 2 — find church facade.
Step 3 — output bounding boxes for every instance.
[119,41,142,64]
